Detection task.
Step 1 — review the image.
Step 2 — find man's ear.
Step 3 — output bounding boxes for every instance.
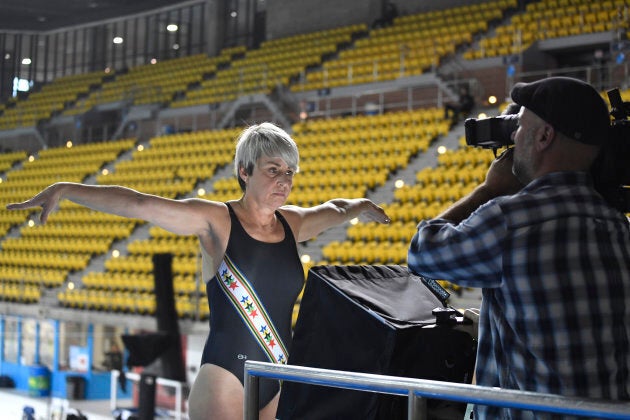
[536,123,555,151]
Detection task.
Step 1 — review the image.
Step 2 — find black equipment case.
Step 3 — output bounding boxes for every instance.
[277,265,477,420]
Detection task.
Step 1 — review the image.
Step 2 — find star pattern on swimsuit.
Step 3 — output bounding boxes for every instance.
[221,269,238,290]
[243,298,254,311]
[258,326,275,348]
[239,296,258,318]
[218,260,288,365]
[259,326,275,348]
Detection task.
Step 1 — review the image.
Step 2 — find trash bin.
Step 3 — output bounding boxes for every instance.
[27,365,50,397]
[66,375,86,400]
[22,406,35,420]
[0,374,15,388]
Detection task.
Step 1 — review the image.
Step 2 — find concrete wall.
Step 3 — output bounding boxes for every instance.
[265,0,380,40]
[395,0,504,15]
[265,0,498,40]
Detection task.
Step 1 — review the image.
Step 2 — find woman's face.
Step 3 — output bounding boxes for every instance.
[242,155,295,206]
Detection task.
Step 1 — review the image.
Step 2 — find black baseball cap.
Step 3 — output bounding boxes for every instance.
[510,76,610,145]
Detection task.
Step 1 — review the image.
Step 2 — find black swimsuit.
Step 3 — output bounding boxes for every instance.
[201,202,304,408]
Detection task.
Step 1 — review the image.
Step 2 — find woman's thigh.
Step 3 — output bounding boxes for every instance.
[188,364,244,420]
[187,363,280,420]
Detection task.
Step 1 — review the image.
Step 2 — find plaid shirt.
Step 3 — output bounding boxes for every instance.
[408,172,630,419]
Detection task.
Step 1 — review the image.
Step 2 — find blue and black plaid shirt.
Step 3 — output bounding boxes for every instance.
[408,171,630,419]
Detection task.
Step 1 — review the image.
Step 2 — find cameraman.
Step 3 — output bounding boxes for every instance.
[408,77,630,418]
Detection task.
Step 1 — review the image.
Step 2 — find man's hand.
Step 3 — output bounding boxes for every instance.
[435,148,524,223]
[483,148,524,197]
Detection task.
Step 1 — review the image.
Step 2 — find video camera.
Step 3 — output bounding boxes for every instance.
[464,113,518,150]
[463,89,630,213]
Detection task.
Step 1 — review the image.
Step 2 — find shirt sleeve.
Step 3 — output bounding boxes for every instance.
[407,200,507,288]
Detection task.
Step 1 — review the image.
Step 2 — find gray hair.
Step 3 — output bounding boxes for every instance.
[234,122,299,191]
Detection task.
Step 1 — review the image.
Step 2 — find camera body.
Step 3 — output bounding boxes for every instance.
[464,114,518,149]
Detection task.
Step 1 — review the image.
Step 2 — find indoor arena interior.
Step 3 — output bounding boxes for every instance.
[0,0,629,419]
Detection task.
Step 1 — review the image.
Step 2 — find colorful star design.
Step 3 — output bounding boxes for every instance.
[222,272,237,290]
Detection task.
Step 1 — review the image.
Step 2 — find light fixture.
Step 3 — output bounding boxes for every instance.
[167,24,178,32]
[113,36,123,44]
[21,58,32,65]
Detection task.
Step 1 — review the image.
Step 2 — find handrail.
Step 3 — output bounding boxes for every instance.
[244,360,630,420]
[110,369,185,420]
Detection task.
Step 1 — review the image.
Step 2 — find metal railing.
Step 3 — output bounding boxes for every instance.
[110,370,186,420]
[511,62,630,97]
[244,361,630,420]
